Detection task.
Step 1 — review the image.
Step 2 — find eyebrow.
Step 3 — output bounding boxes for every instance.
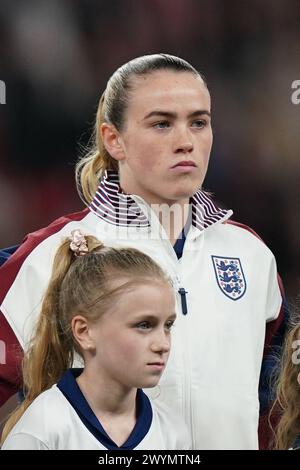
[132,313,177,321]
[143,110,211,120]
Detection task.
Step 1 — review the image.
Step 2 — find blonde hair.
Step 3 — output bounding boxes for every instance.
[75,53,205,205]
[272,317,300,449]
[1,236,170,444]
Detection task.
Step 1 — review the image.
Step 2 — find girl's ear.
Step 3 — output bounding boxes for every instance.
[297,372,300,386]
[71,315,96,352]
[101,123,126,162]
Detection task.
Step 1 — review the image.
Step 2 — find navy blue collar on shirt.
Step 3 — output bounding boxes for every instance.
[57,368,153,450]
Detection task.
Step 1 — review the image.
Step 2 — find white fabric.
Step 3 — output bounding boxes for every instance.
[1,207,282,449]
[1,385,191,450]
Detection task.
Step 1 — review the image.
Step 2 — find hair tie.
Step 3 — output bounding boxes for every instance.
[69,229,89,257]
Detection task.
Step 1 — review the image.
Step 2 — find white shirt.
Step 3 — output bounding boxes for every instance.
[2,369,191,450]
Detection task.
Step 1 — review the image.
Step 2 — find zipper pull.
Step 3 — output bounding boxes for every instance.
[178,287,188,315]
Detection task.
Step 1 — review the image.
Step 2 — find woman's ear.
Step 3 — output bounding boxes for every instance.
[297,372,300,386]
[101,123,125,162]
[71,315,95,352]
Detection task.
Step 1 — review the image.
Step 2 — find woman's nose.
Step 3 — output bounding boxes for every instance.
[173,128,194,154]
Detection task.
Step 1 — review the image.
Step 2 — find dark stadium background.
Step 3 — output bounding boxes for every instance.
[0,0,299,301]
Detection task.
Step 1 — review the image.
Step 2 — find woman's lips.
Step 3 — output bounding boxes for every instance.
[171,161,197,172]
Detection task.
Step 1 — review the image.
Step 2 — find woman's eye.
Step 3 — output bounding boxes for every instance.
[192,120,206,128]
[153,121,170,129]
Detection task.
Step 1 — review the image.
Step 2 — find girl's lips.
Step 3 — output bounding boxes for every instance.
[147,363,165,370]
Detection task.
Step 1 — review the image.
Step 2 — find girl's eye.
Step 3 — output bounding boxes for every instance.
[136,321,151,330]
[165,320,175,330]
[153,121,170,129]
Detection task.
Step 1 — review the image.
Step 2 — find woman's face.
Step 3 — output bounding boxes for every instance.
[105,70,213,206]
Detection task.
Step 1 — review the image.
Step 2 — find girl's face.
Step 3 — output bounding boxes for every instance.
[86,281,176,390]
[104,70,212,206]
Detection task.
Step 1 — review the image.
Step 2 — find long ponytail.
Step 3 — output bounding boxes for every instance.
[75,94,118,205]
[1,239,93,443]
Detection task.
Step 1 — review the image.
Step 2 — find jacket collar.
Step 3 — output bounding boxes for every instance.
[89,170,232,231]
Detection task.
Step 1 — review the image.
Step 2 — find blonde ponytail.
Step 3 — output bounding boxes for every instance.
[1,233,170,444]
[76,94,118,205]
[1,236,103,444]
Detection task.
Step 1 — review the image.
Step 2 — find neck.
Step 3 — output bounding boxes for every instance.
[77,367,137,416]
[77,366,138,447]
[151,199,191,245]
[118,175,191,244]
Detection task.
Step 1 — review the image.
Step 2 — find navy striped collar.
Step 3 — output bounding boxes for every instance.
[89,170,232,231]
[57,368,153,450]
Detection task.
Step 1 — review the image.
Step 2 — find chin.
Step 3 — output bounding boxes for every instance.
[170,180,202,200]
[141,378,161,389]
[169,187,199,201]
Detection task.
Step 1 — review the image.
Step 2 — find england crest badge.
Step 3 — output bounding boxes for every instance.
[211,256,247,300]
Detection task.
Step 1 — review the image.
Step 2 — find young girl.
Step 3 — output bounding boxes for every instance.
[1,230,190,450]
[272,314,300,450]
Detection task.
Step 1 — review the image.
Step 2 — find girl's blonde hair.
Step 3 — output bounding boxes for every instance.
[1,235,170,444]
[272,316,300,449]
[75,53,205,204]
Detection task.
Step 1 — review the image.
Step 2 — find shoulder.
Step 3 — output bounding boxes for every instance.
[1,208,89,270]
[2,386,69,449]
[1,432,49,450]
[224,220,264,241]
[15,386,69,427]
[0,207,93,346]
[0,208,89,302]
[216,219,276,258]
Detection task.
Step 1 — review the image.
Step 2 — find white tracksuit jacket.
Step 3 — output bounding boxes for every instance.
[0,171,282,449]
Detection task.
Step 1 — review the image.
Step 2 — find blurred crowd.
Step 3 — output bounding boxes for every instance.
[0,0,299,299]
